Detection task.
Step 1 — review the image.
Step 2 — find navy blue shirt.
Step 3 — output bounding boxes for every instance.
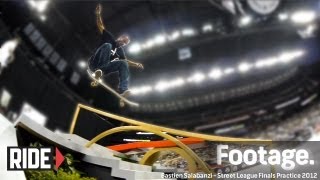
[100,30,126,60]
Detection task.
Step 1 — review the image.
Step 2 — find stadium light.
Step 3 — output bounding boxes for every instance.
[263,57,278,66]
[128,43,141,54]
[306,24,316,34]
[278,50,304,63]
[27,0,50,13]
[239,16,252,27]
[278,13,288,21]
[77,60,87,69]
[168,31,180,41]
[155,81,170,92]
[224,68,235,75]
[182,28,196,36]
[130,49,305,96]
[0,38,19,68]
[143,39,155,49]
[187,72,205,83]
[154,34,166,45]
[131,86,152,95]
[299,24,317,38]
[291,50,304,57]
[170,78,185,87]
[208,68,223,79]
[40,15,47,22]
[238,62,252,72]
[291,11,316,24]
[255,59,266,68]
[154,78,185,92]
[279,52,294,63]
[202,23,213,33]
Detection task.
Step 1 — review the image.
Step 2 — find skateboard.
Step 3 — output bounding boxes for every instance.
[87,69,139,107]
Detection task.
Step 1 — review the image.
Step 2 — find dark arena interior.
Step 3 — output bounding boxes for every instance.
[0,1,320,180]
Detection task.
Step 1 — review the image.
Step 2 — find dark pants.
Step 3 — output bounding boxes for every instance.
[89,43,129,93]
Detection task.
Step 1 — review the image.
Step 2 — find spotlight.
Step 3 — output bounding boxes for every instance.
[182,28,196,36]
[239,16,252,27]
[187,72,205,83]
[143,39,155,49]
[77,60,87,69]
[298,24,317,38]
[208,68,222,79]
[154,34,166,45]
[255,60,266,68]
[202,23,213,33]
[131,86,152,95]
[168,31,180,41]
[170,78,185,87]
[238,62,252,72]
[262,57,278,67]
[39,15,47,22]
[155,81,169,92]
[224,68,235,75]
[278,13,288,21]
[291,11,316,24]
[278,50,304,63]
[0,38,19,67]
[128,43,141,54]
[27,0,50,13]
[292,50,304,58]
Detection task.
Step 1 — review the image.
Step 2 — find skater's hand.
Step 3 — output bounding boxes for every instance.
[96,4,102,15]
[135,63,144,70]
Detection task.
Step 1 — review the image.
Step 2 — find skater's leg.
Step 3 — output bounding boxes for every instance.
[88,43,112,70]
[101,60,130,93]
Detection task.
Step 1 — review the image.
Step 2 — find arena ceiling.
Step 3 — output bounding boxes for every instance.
[1,0,318,64]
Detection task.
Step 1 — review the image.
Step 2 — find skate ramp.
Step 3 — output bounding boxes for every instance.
[0,114,26,180]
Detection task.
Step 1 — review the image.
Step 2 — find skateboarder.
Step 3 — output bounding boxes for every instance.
[88,4,144,97]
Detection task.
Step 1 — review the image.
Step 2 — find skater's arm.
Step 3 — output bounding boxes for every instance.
[118,48,144,69]
[126,60,144,69]
[95,4,105,34]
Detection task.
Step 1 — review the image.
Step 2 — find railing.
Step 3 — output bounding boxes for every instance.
[69,103,272,177]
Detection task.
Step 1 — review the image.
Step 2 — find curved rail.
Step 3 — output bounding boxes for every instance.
[85,125,211,174]
[70,103,273,179]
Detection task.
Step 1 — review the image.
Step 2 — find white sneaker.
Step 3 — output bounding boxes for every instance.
[119,90,130,108]
[93,69,103,79]
[120,90,131,97]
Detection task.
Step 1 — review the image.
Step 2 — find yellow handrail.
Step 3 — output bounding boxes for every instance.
[70,103,271,143]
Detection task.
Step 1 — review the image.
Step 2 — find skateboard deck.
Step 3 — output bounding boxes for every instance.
[87,69,139,107]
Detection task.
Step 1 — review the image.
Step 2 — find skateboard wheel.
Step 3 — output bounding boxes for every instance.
[91,81,98,87]
[119,101,125,108]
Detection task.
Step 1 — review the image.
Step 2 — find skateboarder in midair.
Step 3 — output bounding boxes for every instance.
[88,4,144,97]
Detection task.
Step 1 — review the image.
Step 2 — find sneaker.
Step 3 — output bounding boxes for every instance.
[119,90,130,108]
[120,89,131,97]
[93,69,103,79]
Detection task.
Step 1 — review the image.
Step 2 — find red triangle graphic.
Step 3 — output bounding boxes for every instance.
[55,147,65,169]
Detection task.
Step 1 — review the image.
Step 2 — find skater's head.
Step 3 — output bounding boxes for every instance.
[116,35,130,47]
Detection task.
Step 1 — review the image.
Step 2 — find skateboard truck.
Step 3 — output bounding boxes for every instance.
[90,70,103,87]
